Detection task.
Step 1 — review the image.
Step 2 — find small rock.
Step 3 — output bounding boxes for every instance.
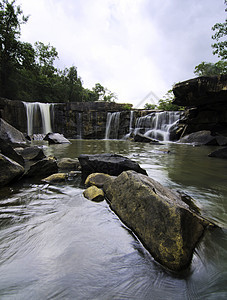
[57,157,81,171]
[42,173,68,183]
[83,186,105,202]
[85,173,111,188]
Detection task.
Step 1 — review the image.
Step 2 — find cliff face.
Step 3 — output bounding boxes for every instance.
[173,75,227,136]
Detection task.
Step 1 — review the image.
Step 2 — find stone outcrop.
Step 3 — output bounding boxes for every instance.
[0,154,24,186]
[173,75,227,137]
[78,153,148,182]
[103,170,214,271]
[134,133,161,144]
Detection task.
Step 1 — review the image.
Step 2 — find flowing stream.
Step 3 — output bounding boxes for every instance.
[0,140,226,299]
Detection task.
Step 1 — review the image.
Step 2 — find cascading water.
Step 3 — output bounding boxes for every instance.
[135,111,181,141]
[23,102,53,137]
[76,112,82,139]
[124,110,134,139]
[105,112,121,139]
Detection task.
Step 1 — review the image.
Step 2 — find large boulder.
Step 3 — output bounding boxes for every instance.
[103,170,214,271]
[0,118,27,146]
[0,154,24,186]
[0,138,24,166]
[25,157,58,178]
[78,153,148,182]
[179,130,218,145]
[15,146,46,161]
[44,133,71,144]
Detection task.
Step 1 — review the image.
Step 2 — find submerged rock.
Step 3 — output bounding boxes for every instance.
[78,153,147,182]
[44,133,71,144]
[83,185,105,202]
[0,118,27,146]
[25,157,58,178]
[0,154,24,186]
[103,170,214,271]
[208,147,227,159]
[134,133,161,144]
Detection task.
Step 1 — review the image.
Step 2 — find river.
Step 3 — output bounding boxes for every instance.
[0,140,226,299]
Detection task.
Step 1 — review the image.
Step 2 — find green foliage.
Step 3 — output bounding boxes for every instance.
[122,104,132,110]
[194,1,227,77]
[0,0,117,103]
[157,90,184,111]
[194,61,227,76]
[144,103,157,110]
[211,1,227,60]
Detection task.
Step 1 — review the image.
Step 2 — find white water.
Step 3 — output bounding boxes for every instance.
[23,102,53,136]
[105,112,121,139]
[135,111,181,141]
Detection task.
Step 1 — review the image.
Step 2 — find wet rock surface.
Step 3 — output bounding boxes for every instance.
[44,133,71,144]
[103,170,214,271]
[78,153,148,182]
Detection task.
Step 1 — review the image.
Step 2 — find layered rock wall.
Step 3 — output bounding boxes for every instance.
[173,75,227,137]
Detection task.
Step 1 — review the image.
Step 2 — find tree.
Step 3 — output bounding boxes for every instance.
[92,83,117,102]
[211,0,227,60]
[144,103,157,110]
[194,61,227,76]
[34,41,58,76]
[0,0,29,97]
[157,90,183,111]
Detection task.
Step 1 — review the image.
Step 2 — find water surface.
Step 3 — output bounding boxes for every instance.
[0,140,226,299]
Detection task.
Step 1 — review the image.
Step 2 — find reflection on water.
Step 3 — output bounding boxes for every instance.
[0,140,226,299]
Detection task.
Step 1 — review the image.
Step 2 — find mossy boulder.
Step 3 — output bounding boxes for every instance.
[85,173,112,188]
[103,170,214,271]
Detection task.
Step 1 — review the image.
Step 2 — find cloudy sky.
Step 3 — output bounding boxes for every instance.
[18,0,226,107]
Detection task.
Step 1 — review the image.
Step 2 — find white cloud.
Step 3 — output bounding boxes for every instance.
[18,0,226,107]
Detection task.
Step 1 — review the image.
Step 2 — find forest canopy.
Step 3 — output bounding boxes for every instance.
[0,0,117,103]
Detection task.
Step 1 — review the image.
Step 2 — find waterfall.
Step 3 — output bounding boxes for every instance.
[23,102,53,136]
[76,112,82,139]
[135,111,181,141]
[105,112,121,139]
[124,110,134,139]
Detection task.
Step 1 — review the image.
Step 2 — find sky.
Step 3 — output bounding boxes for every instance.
[18,0,226,107]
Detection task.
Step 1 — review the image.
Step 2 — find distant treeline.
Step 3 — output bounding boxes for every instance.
[0,0,116,103]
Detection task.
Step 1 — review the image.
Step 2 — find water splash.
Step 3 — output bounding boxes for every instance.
[135,111,181,141]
